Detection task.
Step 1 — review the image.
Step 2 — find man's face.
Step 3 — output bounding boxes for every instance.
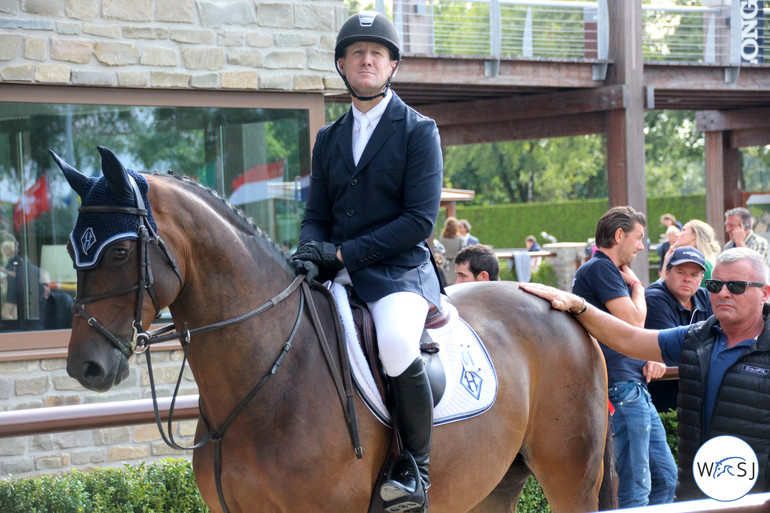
[710,260,769,326]
[455,262,486,283]
[665,262,704,304]
[725,215,748,241]
[616,222,645,267]
[337,42,396,97]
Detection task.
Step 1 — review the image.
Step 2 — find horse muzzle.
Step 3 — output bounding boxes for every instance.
[67,336,131,392]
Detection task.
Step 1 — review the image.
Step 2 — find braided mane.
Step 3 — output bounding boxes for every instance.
[150,170,292,270]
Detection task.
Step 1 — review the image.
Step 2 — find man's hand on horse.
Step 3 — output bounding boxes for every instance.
[292,241,344,269]
[519,282,585,314]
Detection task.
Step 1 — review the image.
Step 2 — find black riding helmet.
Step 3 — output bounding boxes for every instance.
[335,11,401,102]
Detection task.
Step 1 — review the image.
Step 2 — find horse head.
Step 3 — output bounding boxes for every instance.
[50,147,183,392]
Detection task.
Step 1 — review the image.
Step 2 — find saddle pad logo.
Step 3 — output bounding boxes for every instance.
[81,227,97,255]
[460,346,483,400]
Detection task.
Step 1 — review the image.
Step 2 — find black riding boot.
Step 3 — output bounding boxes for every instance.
[380,357,433,512]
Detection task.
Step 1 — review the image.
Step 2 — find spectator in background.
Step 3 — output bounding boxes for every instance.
[660,213,682,231]
[664,219,721,284]
[525,235,543,273]
[454,244,499,283]
[525,235,541,252]
[646,247,713,331]
[645,246,713,413]
[458,219,479,247]
[39,269,73,330]
[571,206,676,508]
[1,234,44,331]
[439,217,463,285]
[723,207,770,267]
[657,224,680,276]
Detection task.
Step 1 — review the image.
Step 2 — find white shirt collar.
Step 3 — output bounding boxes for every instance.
[351,89,392,132]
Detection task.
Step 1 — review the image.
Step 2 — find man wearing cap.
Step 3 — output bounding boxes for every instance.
[645,247,713,331]
[520,247,770,499]
[644,247,713,412]
[290,11,442,512]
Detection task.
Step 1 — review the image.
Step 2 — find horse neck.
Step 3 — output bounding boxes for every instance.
[163,212,300,403]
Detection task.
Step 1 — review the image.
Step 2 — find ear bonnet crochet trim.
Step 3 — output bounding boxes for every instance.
[69,169,156,270]
[49,147,157,271]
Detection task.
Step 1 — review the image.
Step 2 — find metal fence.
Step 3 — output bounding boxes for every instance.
[392,0,769,66]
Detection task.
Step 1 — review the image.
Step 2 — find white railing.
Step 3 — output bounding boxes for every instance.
[394,0,608,60]
[390,0,768,67]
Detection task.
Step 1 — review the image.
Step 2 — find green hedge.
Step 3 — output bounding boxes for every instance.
[0,459,209,513]
[444,195,707,249]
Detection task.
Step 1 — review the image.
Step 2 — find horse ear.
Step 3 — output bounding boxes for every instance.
[97,146,134,204]
[49,149,90,197]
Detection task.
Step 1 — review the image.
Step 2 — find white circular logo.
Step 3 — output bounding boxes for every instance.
[693,435,758,501]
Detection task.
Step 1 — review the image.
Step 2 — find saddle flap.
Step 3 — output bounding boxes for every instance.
[348,293,388,402]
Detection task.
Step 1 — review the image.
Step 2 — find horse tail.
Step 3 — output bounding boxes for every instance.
[597,418,618,510]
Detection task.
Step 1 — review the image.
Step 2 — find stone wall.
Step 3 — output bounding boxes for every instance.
[0,349,200,479]
[542,242,588,291]
[0,0,346,92]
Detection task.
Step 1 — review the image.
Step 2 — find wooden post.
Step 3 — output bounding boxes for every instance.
[605,0,648,280]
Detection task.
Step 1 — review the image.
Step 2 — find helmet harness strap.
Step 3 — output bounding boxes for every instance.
[335,58,401,102]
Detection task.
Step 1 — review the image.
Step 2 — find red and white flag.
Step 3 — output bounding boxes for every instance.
[13,174,50,231]
[228,161,285,205]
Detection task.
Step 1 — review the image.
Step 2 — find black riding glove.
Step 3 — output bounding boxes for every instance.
[291,258,319,283]
[292,241,344,269]
[289,241,343,283]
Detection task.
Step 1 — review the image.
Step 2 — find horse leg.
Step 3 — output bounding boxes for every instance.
[466,455,530,513]
[522,415,607,513]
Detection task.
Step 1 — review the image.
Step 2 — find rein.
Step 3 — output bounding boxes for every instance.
[73,200,362,513]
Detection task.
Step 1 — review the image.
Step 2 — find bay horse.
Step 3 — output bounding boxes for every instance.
[53,146,614,513]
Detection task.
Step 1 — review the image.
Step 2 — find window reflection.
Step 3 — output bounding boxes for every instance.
[0,102,310,332]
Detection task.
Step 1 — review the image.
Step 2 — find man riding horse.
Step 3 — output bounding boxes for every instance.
[290,11,443,512]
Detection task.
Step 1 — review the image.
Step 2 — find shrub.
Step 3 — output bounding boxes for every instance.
[0,459,209,513]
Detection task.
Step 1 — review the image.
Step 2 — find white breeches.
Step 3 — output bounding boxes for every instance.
[368,292,429,377]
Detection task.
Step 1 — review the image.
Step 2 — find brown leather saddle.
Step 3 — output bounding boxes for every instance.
[346,288,448,408]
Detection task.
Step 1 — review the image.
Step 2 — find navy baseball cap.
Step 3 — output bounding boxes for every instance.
[667,246,706,271]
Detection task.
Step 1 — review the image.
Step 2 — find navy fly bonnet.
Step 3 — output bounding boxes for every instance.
[49,146,157,270]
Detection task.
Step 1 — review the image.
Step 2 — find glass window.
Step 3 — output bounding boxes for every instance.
[0,102,310,332]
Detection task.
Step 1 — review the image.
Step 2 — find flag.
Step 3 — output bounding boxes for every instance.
[13,174,50,231]
[228,161,285,205]
[294,171,311,201]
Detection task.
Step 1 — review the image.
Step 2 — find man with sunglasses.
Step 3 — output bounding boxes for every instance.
[520,247,770,500]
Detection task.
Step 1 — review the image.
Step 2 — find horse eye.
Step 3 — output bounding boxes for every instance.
[112,248,128,260]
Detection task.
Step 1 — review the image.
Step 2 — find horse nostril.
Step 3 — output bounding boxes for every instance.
[83,361,103,380]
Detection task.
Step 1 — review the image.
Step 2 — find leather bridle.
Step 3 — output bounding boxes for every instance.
[72,204,183,359]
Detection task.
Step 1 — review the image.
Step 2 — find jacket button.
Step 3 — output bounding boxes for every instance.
[350,178,358,186]
[346,209,355,217]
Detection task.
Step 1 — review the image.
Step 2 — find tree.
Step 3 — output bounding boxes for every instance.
[644,110,704,197]
[442,135,606,205]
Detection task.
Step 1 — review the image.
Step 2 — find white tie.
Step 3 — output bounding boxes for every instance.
[353,116,372,166]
